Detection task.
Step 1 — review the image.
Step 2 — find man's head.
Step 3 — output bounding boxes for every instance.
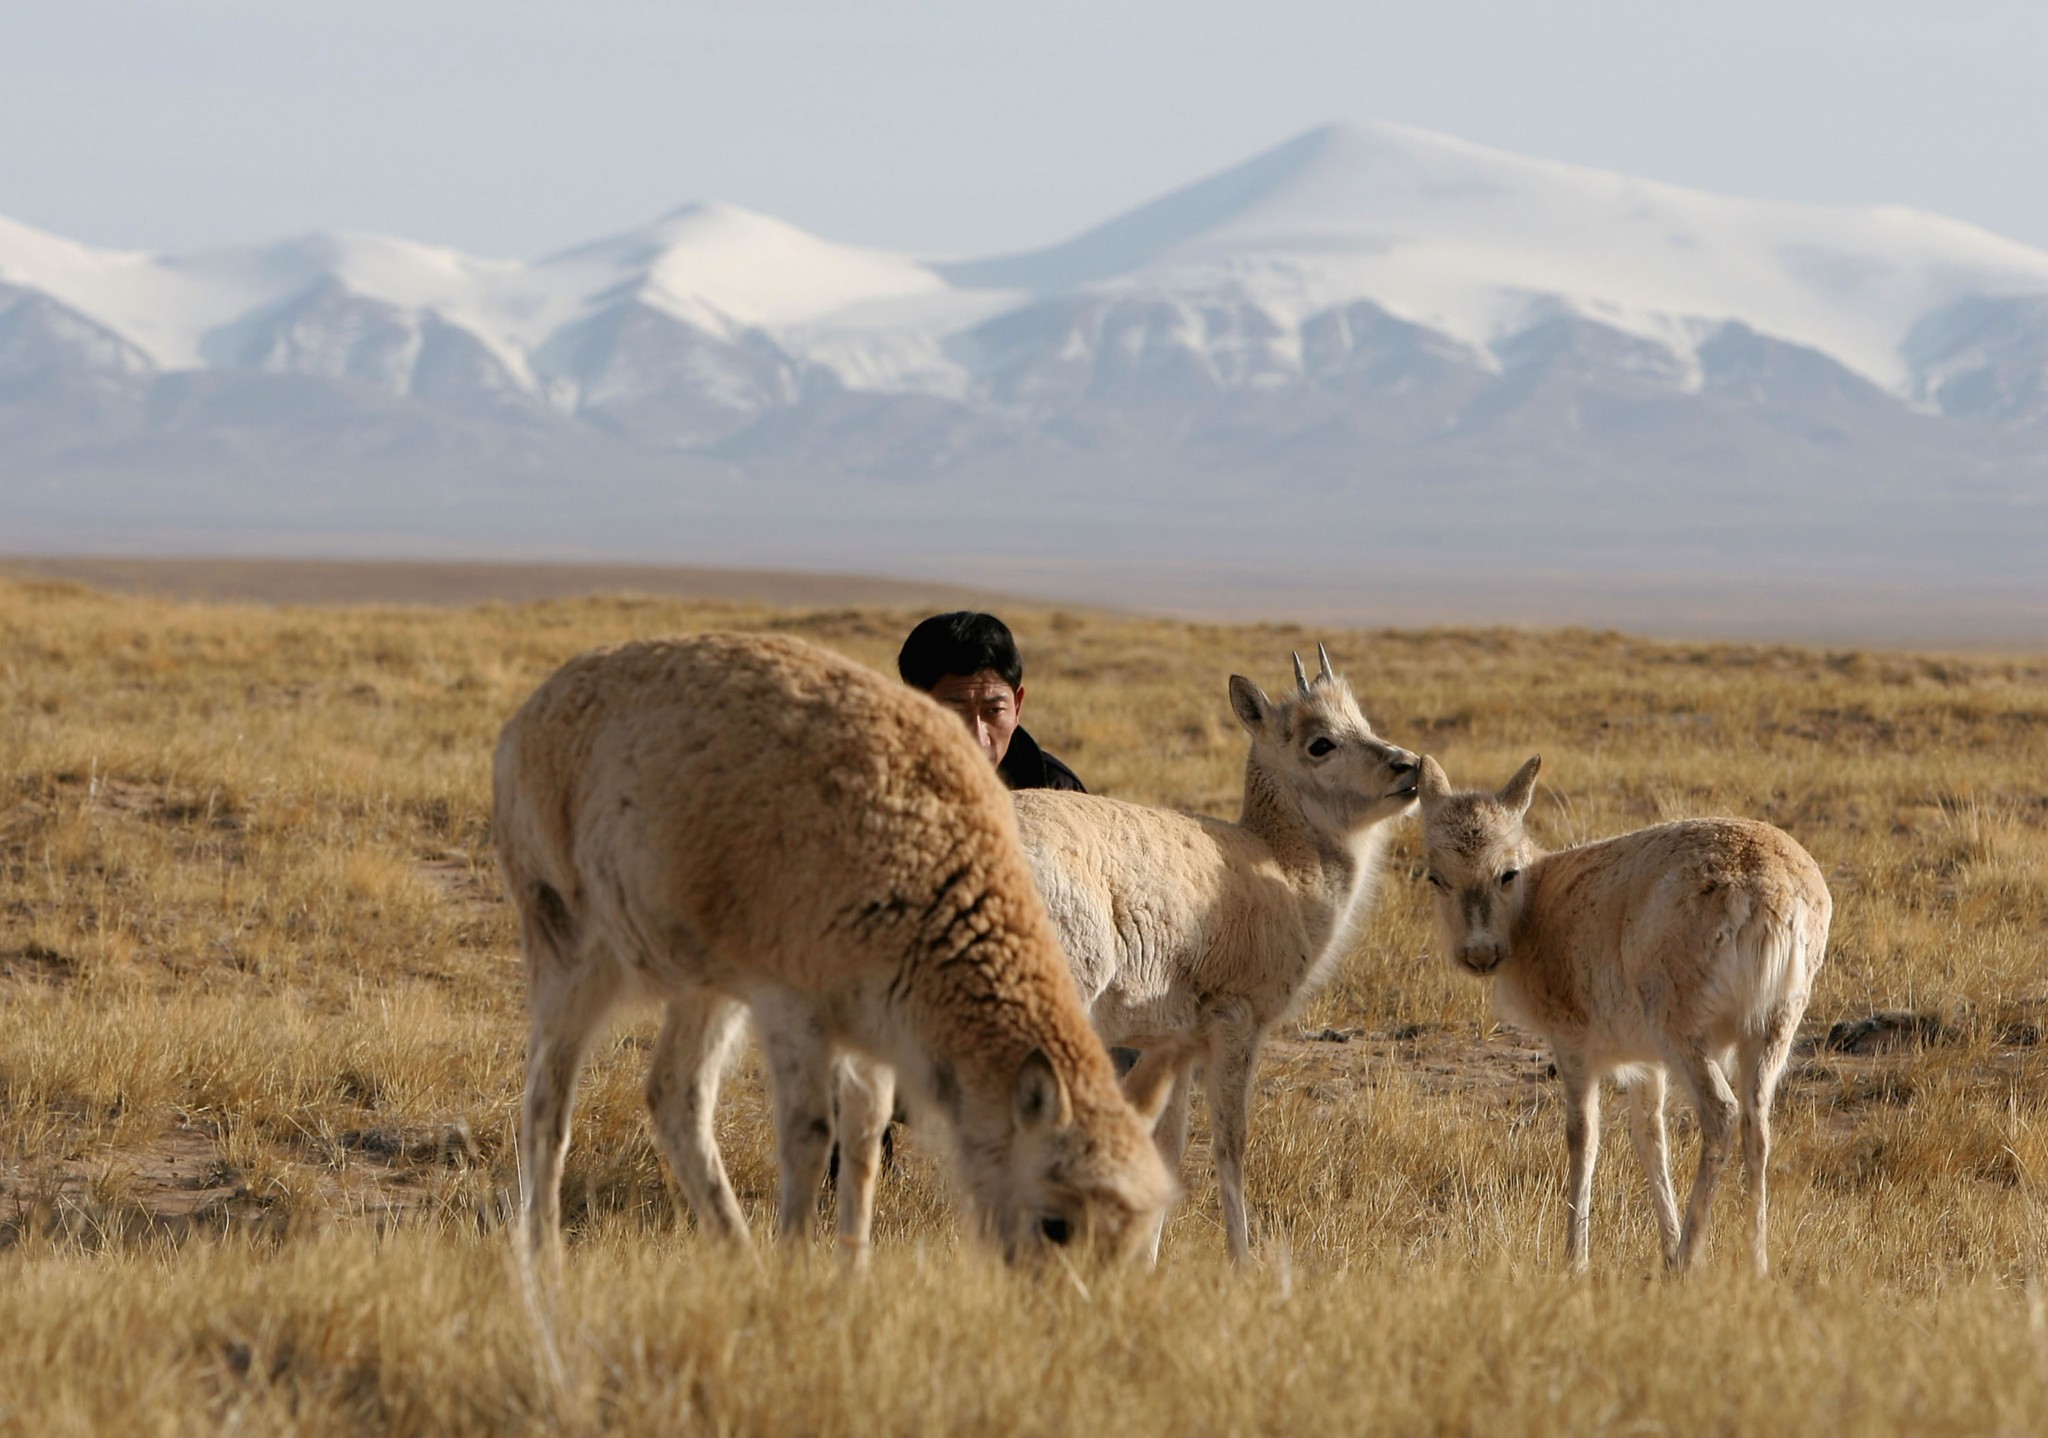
[899,612,1026,766]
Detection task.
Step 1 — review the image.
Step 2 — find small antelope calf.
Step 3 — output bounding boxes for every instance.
[493,633,1176,1271]
[1012,647,1419,1262]
[1415,755,1829,1275]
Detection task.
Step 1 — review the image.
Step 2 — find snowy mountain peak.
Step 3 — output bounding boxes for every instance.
[0,210,132,285]
[542,201,946,330]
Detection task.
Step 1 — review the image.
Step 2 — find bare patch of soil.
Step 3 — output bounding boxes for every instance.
[0,1126,250,1242]
[413,852,503,916]
[0,942,77,984]
[8,772,246,835]
[0,1119,492,1244]
[1267,1023,1555,1107]
[1823,1010,1951,1055]
[333,1122,480,1169]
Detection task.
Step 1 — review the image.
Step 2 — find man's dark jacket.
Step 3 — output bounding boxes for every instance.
[998,727,1085,792]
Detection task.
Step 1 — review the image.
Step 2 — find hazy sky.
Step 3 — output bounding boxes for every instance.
[3,0,2043,261]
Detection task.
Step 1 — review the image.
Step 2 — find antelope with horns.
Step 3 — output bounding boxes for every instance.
[1005,646,1419,1262]
[1415,754,1830,1274]
[492,633,1177,1271]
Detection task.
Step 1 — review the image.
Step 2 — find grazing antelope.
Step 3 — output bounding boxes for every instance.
[492,633,1176,1272]
[1007,646,1419,1262]
[1415,754,1830,1275]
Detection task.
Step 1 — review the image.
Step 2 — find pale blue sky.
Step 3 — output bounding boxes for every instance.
[2,0,2043,260]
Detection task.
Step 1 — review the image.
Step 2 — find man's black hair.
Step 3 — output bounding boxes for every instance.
[897,612,1024,691]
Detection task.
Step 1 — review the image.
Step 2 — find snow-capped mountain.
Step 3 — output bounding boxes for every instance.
[941,123,2048,393]
[4,121,2047,607]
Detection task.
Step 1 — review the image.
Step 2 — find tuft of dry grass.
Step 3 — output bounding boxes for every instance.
[2,578,2047,1433]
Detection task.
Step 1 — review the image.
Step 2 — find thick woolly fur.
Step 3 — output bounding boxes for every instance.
[492,633,1175,1270]
[1416,754,1832,1275]
[1012,649,1419,1261]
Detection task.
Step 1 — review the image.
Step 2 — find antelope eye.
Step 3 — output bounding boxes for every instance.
[1306,737,1336,757]
[1499,869,1520,887]
[1039,1215,1073,1246]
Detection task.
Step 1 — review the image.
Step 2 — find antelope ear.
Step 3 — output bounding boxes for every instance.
[1119,1044,1188,1132]
[1014,1048,1072,1132]
[1228,675,1271,733]
[1498,755,1542,815]
[1417,755,1452,806]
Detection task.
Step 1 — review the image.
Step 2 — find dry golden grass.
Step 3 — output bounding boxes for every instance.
[3,576,2047,1434]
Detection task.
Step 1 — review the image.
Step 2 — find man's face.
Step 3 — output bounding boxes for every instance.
[927,669,1024,766]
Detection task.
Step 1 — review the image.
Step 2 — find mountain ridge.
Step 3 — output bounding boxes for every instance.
[11,120,2048,399]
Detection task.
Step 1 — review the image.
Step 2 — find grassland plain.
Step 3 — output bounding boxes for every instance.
[1,575,2046,1435]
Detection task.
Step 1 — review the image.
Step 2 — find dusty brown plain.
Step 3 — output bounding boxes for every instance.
[2,572,2047,1434]
[0,555,1033,613]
